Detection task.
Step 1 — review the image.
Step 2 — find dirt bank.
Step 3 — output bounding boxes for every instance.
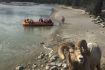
[53,5,105,67]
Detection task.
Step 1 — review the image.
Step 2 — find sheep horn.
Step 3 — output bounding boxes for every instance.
[58,42,73,60]
[58,43,68,60]
[77,40,90,55]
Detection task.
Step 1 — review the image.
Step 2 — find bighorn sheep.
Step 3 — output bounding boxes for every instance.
[58,40,101,70]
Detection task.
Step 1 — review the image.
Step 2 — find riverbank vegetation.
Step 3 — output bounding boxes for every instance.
[1,0,104,16]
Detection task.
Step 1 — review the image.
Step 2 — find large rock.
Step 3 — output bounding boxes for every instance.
[50,66,58,70]
[100,22,105,28]
[62,63,67,69]
[32,64,37,70]
[38,52,45,59]
[56,63,62,67]
[50,62,56,66]
[15,65,25,70]
[50,55,58,62]
[45,65,50,70]
[61,68,66,70]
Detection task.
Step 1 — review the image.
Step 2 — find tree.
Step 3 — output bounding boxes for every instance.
[92,0,104,16]
[78,0,104,16]
[72,0,80,6]
[64,0,70,5]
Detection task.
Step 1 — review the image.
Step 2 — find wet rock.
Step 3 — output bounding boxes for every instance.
[99,19,103,23]
[62,60,66,63]
[50,58,56,62]
[92,19,96,22]
[44,60,48,63]
[40,52,43,54]
[25,64,31,70]
[92,16,104,24]
[49,53,52,58]
[40,41,45,45]
[48,51,53,58]
[89,15,93,18]
[96,16,101,20]
[41,65,44,67]
[56,63,62,67]
[15,65,25,70]
[93,20,98,24]
[38,55,43,59]
[45,65,50,70]
[32,64,37,70]
[38,52,45,59]
[62,63,67,69]
[50,62,56,66]
[50,66,58,70]
[100,23,105,28]
[45,54,49,57]
[61,68,66,70]
[96,20,102,24]
[50,55,58,62]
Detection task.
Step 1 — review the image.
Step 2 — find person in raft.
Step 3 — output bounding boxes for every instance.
[39,17,43,22]
[61,16,65,23]
[24,18,30,23]
[48,19,52,23]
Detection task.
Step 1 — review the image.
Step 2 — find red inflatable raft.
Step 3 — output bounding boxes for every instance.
[22,19,54,26]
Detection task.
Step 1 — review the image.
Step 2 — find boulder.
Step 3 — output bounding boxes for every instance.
[50,55,58,62]
[50,66,58,70]
[45,65,50,70]
[38,52,45,59]
[62,63,67,69]
[15,65,24,70]
[56,63,62,67]
[32,64,37,70]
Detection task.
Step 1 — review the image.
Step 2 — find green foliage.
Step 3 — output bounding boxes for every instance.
[64,0,71,5]
[93,0,103,16]
[3,0,104,16]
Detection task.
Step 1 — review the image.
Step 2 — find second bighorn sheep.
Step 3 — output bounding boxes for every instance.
[58,40,101,70]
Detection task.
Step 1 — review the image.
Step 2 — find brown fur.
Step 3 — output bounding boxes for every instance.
[58,40,101,70]
[76,40,90,56]
[58,42,74,60]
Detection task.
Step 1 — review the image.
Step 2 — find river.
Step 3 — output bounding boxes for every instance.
[0,2,56,70]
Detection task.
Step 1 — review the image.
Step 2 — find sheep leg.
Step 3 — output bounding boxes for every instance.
[96,63,101,70]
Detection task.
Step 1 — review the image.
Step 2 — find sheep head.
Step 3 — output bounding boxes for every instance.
[58,40,90,65]
[76,40,90,56]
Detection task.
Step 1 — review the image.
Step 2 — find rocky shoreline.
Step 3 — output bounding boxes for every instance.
[89,15,105,28]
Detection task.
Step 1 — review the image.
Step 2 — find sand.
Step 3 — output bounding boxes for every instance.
[52,5,105,65]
